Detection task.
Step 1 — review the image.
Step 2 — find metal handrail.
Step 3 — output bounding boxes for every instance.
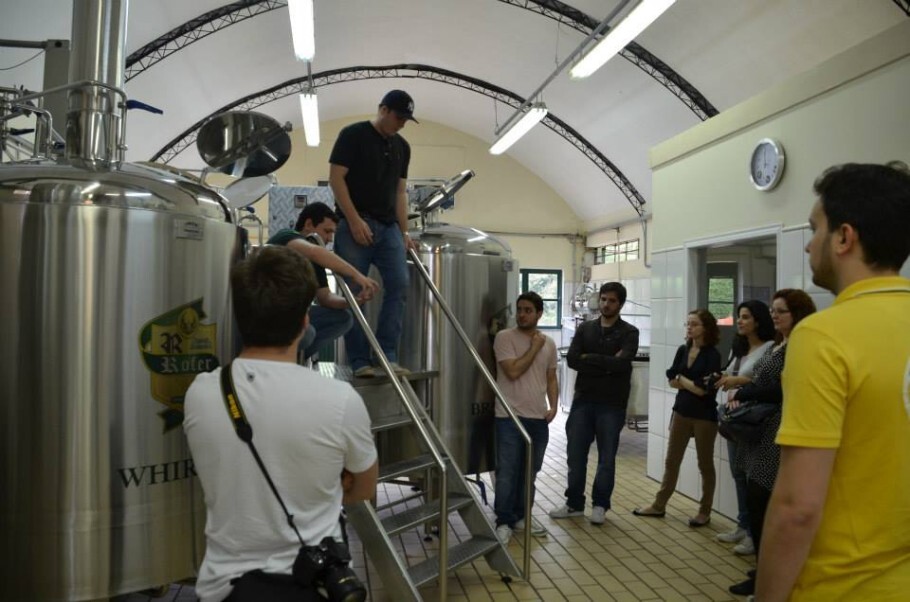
[333,276,450,601]
[407,248,534,579]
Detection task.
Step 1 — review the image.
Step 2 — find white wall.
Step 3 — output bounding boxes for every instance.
[647,20,910,519]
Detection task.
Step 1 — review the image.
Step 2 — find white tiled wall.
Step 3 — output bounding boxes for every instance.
[646,236,837,521]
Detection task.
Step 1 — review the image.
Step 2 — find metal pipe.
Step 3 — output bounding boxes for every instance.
[66,0,128,169]
[407,248,534,578]
[0,39,48,49]
[494,0,633,135]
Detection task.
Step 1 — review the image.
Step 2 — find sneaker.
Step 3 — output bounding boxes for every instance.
[514,517,547,536]
[353,366,376,378]
[548,504,584,519]
[734,535,756,556]
[716,526,748,543]
[589,506,606,525]
[495,524,512,544]
[387,362,411,376]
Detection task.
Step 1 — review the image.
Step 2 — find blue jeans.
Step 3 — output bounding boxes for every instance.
[727,438,750,531]
[333,217,408,371]
[300,305,353,360]
[494,417,549,527]
[565,400,625,510]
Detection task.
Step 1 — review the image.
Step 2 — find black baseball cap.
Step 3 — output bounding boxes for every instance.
[380,89,418,123]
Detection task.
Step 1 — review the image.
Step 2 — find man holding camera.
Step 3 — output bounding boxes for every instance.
[184,246,378,601]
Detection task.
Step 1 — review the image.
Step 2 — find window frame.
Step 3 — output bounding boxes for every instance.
[519,268,563,330]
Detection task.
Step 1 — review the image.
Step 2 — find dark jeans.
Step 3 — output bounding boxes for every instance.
[333,217,408,371]
[299,306,353,360]
[564,400,626,510]
[494,417,549,527]
[746,477,772,556]
[728,438,750,531]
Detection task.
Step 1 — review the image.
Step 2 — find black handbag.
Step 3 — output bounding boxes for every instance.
[718,401,779,444]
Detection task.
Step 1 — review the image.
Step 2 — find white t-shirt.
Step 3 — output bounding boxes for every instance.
[183,359,377,602]
[724,340,774,402]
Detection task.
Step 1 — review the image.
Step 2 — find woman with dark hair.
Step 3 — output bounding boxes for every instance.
[728,289,816,596]
[714,300,775,555]
[633,309,722,527]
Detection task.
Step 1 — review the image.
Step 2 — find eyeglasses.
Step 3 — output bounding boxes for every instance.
[769,308,790,315]
[684,322,702,328]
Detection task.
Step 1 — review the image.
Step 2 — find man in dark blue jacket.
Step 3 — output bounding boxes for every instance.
[549,282,639,525]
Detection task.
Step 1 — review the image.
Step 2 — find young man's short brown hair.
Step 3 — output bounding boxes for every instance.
[231,246,317,347]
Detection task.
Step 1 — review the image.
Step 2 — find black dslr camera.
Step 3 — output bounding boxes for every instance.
[293,537,366,602]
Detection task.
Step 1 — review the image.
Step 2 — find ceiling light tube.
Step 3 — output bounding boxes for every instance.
[570,0,676,79]
[299,92,320,147]
[288,0,315,61]
[489,104,548,155]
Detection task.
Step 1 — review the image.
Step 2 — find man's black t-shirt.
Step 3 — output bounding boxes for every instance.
[329,121,410,224]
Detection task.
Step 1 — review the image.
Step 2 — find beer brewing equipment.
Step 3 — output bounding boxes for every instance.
[0,2,284,598]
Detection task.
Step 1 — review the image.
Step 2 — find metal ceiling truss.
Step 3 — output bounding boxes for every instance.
[125,0,287,81]
[125,0,715,121]
[151,64,646,215]
[892,0,910,17]
[498,0,718,120]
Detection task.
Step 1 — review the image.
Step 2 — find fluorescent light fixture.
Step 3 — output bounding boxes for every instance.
[489,104,548,155]
[299,92,320,147]
[288,0,315,61]
[570,0,676,79]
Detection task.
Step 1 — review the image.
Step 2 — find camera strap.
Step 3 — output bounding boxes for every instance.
[219,361,306,547]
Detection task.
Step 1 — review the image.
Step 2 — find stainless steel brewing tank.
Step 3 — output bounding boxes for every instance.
[400,224,518,474]
[0,162,241,600]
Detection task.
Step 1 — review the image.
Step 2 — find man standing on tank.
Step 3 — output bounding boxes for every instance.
[329,90,419,378]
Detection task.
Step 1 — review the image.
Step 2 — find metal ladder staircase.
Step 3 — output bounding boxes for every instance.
[331,249,536,600]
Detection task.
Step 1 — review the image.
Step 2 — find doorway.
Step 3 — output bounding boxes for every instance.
[691,236,777,361]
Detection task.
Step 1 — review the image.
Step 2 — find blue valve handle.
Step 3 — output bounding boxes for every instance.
[125,99,163,115]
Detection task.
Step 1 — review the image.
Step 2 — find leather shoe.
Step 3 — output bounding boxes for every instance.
[632,507,666,518]
[729,578,755,596]
[688,514,711,527]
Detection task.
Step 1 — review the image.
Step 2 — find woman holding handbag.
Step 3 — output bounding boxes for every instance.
[727,289,816,597]
[714,300,775,556]
[633,309,722,527]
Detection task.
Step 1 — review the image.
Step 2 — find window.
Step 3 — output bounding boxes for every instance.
[592,239,640,264]
[707,262,737,325]
[520,269,562,329]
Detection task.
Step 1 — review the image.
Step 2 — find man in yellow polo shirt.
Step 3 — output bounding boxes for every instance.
[756,162,910,601]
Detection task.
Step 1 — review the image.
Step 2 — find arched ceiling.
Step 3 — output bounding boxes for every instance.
[1,0,905,225]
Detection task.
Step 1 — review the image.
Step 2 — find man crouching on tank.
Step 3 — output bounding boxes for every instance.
[184,246,378,602]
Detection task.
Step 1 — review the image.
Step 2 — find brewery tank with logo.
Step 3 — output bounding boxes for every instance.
[0,1,260,598]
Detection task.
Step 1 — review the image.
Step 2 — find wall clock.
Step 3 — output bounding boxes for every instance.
[749,138,785,191]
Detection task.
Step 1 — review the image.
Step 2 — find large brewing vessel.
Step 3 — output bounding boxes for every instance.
[0,164,240,600]
[0,1,248,598]
[400,223,518,474]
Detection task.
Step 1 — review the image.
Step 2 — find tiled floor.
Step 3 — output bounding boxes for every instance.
[118,409,753,601]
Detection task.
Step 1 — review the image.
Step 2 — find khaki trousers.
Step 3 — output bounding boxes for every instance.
[652,411,717,516]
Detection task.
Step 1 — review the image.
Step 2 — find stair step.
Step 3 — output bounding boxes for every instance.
[379,454,441,481]
[408,536,501,587]
[380,494,473,536]
[353,368,440,389]
[370,413,414,432]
